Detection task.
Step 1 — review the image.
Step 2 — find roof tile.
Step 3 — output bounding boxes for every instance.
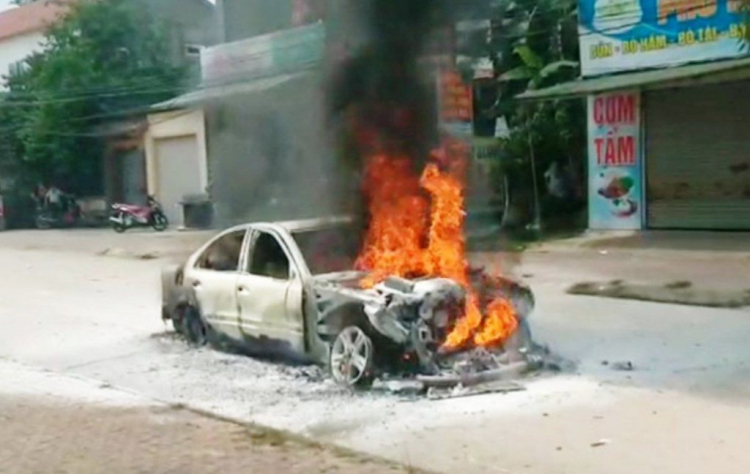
[0,0,74,42]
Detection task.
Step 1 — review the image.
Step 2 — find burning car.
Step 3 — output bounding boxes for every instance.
[161,216,535,388]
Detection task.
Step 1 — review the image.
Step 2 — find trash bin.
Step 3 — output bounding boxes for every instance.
[180,194,213,229]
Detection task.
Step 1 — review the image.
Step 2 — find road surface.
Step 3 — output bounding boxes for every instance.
[1,243,750,473]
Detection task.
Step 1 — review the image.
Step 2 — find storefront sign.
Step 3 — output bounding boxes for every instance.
[588,91,643,230]
[201,22,325,85]
[579,0,745,76]
[438,69,474,136]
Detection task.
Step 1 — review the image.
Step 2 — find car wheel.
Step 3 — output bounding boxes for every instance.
[181,306,208,347]
[170,308,184,335]
[329,326,375,389]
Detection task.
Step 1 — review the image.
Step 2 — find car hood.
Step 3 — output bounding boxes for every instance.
[310,271,370,289]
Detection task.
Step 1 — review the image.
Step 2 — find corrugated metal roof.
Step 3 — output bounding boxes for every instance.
[517,56,750,100]
[151,71,312,111]
[0,0,74,42]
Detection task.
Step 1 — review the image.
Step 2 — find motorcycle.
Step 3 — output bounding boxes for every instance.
[35,194,84,229]
[109,196,168,233]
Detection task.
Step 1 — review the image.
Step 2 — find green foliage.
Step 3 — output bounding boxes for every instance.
[0,0,185,194]
[462,0,586,227]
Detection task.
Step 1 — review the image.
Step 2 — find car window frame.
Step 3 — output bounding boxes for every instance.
[193,227,250,273]
[242,228,299,281]
[290,224,360,276]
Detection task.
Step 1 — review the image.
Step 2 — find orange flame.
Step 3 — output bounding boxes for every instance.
[355,138,518,350]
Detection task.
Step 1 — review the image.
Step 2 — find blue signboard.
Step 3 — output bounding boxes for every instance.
[579,0,746,76]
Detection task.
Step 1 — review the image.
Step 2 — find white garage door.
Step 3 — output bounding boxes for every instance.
[155,135,203,227]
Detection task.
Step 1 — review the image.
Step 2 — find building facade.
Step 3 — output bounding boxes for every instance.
[525,0,750,231]
[0,0,74,91]
[148,0,496,228]
[149,0,340,228]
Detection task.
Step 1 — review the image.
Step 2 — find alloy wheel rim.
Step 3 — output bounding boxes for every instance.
[330,326,372,385]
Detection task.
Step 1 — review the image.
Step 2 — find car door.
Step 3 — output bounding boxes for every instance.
[236,229,305,352]
[183,228,248,340]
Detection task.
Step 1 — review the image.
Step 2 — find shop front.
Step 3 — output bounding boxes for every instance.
[519,0,750,231]
[643,80,750,229]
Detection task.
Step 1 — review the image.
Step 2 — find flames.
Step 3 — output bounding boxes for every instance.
[355,138,518,350]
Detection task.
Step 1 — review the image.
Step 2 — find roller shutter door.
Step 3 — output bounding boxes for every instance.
[645,82,750,229]
[155,135,203,227]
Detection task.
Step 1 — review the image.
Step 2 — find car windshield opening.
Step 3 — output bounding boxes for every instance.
[293,225,361,275]
[248,232,291,279]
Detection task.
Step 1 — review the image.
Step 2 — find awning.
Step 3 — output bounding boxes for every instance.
[151,71,313,111]
[517,56,750,101]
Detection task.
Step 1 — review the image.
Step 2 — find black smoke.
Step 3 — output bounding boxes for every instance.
[327,0,443,172]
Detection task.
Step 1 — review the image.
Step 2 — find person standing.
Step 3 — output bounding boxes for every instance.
[45,184,63,215]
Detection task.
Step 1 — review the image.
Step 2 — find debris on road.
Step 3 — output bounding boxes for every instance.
[426,381,525,401]
[611,361,634,371]
[591,438,612,448]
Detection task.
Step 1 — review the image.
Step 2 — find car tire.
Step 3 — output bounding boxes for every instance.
[329,325,375,389]
[181,306,209,347]
[171,309,185,335]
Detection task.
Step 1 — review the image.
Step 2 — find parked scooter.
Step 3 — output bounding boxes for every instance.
[35,194,84,229]
[109,196,168,233]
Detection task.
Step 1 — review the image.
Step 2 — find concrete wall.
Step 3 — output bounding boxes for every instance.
[0,0,15,13]
[206,71,351,226]
[144,109,209,198]
[143,0,219,48]
[222,0,292,41]
[0,31,44,91]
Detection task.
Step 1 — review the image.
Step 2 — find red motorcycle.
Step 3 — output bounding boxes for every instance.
[109,196,168,233]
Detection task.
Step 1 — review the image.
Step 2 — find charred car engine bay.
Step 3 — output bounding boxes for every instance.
[313,270,551,392]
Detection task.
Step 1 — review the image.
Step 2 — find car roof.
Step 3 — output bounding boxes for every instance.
[221,215,354,236]
[277,215,354,233]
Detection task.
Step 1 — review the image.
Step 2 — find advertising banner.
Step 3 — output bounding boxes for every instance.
[579,0,745,76]
[588,92,643,230]
[201,23,325,85]
[437,69,474,137]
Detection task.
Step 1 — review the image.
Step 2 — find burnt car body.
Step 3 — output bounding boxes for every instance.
[161,217,534,387]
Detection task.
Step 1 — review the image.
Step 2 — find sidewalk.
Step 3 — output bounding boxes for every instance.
[1,227,748,307]
[0,360,420,474]
[0,228,214,262]
[473,230,750,308]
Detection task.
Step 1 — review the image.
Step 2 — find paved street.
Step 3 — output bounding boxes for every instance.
[0,361,412,474]
[1,233,750,473]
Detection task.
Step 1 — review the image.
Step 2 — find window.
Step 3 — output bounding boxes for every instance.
[247,232,291,280]
[293,224,360,275]
[196,230,245,272]
[185,44,203,58]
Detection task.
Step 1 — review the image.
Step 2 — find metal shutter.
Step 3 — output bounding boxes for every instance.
[155,135,203,227]
[645,82,750,229]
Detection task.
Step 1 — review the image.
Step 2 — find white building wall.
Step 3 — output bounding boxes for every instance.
[0,0,15,13]
[0,31,45,90]
[144,108,209,197]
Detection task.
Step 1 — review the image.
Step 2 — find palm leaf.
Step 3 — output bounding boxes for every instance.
[539,60,579,78]
[498,65,534,82]
[513,45,543,70]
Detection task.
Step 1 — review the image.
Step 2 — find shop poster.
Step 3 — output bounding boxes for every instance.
[579,0,745,76]
[588,92,643,230]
